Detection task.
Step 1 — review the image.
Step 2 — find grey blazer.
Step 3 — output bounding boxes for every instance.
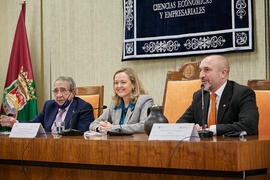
[89,95,153,133]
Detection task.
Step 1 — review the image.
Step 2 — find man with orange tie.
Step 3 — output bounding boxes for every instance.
[177,55,259,136]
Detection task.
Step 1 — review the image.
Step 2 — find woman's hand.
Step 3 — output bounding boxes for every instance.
[98,120,112,133]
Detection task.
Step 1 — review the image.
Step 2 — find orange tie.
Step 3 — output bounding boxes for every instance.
[208,93,216,127]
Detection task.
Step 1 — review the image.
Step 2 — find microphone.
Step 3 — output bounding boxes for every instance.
[107,125,134,136]
[107,120,133,136]
[76,105,107,114]
[198,84,213,138]
[59,105,107,136]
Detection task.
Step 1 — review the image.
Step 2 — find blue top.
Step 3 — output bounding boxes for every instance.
[114,100,135,125]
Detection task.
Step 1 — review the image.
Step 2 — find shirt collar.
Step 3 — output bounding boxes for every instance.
[212,81,227,98]
[114,99,135,110]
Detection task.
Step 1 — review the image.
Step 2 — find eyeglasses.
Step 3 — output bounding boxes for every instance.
[52,87,70,94]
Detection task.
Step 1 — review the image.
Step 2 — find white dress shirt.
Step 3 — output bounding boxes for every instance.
[209,81,227,135]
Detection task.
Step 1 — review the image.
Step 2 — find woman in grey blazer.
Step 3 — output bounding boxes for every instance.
[89,68,153,133]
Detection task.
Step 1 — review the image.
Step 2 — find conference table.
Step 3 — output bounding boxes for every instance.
[0,133,269,180]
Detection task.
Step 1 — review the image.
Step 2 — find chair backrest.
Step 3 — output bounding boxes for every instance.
[163,62,201,123]
[248,80,270,137]
[247,79,270,90]
[76,86,104,119]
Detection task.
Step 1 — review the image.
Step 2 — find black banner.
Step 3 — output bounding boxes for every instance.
[123,0,254,61]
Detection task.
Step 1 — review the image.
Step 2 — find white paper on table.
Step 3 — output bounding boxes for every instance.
[148,123,199,141]
[9,123,46,138]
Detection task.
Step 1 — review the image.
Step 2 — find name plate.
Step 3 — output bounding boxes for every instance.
[148,123,199,141]
[9,123,46,138]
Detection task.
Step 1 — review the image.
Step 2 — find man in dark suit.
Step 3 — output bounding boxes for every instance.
[0,76,94,132]
[177,55,258,136]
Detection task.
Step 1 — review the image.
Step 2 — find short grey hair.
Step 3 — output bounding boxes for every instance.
[54,76,76,91]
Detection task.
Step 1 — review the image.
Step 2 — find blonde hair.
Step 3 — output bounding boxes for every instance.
[112,68,147,106]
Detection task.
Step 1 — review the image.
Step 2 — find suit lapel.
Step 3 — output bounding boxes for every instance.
[198,90,210,124]
[64,99,77,129]
[125,107,135,124]
[217,81,232,123]
[204,91,210,124]
[48,107,58,131]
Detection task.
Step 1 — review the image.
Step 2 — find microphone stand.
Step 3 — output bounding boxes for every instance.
[59,111,83,136]
[198,84,213,138]
[59,105,107,136]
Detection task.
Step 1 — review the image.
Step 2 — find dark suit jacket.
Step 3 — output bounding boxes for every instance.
[29,97,94,132]
[177,80,259,136]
